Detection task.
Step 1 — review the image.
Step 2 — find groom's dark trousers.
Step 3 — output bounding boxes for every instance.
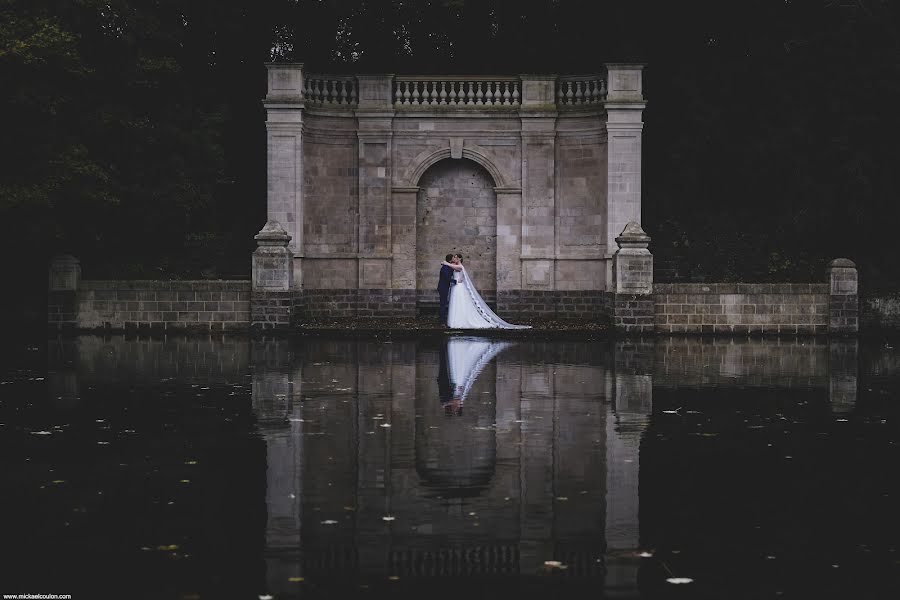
[437,264,455,325]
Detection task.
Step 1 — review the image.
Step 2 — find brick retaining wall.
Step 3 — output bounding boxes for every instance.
[653,283,830,335]
[51,280,252,332]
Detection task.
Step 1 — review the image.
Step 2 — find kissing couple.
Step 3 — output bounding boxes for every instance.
[437,253,530,330]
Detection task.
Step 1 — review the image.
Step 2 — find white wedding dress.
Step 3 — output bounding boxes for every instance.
[447,266,530,329]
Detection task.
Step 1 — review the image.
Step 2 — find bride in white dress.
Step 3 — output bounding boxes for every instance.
[443,257,530,330]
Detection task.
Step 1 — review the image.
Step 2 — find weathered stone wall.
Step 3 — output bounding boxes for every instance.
[416,159,497,303]
[65,281,251,332]
[653,283,830,335]
[302,130,358,256]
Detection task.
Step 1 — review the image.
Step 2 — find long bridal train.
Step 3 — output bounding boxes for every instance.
[448,265,530,330]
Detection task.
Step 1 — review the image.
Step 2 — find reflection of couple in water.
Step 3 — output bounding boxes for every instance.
[437,337,514,416]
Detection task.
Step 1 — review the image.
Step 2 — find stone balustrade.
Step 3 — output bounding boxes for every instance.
[394,77,521,106]
[295,73,611,109]
[556,75,606,106]
[303,74,358,106]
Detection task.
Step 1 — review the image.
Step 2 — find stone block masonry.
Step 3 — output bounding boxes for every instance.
[653,283,832,335]
[59,280,252,332]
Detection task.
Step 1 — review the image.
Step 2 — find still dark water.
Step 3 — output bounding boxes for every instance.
[1,333,899,599]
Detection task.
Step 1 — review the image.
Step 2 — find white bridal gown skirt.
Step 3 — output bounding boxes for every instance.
[446,268,530,329]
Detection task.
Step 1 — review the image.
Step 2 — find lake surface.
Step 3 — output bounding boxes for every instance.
[1,333,898,599]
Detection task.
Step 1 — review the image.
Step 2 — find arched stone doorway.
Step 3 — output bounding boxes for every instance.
[416,159,497,306]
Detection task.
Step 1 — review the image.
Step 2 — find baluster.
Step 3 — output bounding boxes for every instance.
[475,81,484,104]
[588,80,597,103]
[512,81,520,104]
[466,81,475,104]
[439,81,447,104]
[300,76,307,100]
[599,78,607,98]
[339,80,348,104]
[324,80,332,104]
[449,81,458,104]
[412,81,420,104]
[403,81,411,104]
[349,80,357,104]
[502,82,511,105]
[565,80,574,104]
[312,79,320,103]
[485,81,495,104]
[575,80,584,104]
[431,80,439,104]
[395,81,402,104]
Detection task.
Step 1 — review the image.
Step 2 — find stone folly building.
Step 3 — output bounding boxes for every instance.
[256,63,648,321]
[48,63,862,334]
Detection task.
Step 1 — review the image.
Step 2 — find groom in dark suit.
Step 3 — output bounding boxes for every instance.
[437,253,457,326]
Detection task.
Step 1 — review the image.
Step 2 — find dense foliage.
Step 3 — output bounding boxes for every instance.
[2,0,899,321]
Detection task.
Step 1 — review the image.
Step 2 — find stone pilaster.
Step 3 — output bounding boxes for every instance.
[611,222,654,333]
[252,221,294,329]
[264,63,305,284]
[828,258,858,334]
[48,254,81,331]
[603,64,646,289]
[357,75,395,290]
[519,75,558,294]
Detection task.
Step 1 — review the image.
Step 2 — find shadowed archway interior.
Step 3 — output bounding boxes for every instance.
[416,158,497,306]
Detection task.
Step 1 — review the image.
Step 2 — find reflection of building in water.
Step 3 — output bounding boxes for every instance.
[252,337,654,595]
[43,334,861,596]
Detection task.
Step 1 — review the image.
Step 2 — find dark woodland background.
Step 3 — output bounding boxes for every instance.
[3,0,899,324]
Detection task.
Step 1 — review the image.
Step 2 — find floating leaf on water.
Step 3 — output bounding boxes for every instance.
[288,577,304,582]
[555,497,568,501]
[382,516,395,521]
[157,544,179,551]
[388,576,400,581]
[666,577,693,584]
